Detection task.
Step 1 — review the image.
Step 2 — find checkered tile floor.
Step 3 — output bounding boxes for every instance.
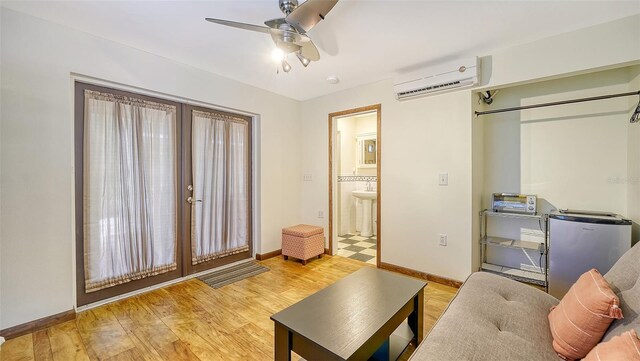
[337,234,377,265]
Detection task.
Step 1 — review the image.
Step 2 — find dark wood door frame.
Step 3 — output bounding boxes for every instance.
[74,82,184,306]
[181,104,253,275]
[328,104,382,267]
[74,81,255,307]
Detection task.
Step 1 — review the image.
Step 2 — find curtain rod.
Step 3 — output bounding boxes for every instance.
[474,90,640,117]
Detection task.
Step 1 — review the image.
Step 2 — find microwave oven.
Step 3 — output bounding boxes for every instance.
[491,193,537,215]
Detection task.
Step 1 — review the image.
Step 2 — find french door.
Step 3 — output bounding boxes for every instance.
[181,105,252,274]
[75,83,252,306]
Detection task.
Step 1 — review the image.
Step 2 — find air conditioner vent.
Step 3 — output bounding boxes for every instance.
[393,57,479,100]
[396,80,462,98]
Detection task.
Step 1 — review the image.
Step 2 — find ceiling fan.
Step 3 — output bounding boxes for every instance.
[206,0,338,73]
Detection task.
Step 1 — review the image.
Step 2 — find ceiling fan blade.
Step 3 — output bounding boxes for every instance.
[264,18,287,29]
[285,0,338,33]
[311,27,339,56]
[205,18,271,34]
[299,39,320,61]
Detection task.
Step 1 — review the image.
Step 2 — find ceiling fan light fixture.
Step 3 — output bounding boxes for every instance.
[271,48,285,62]
[296,51,310,67]
[282,59,292,72]
[206,0,339,73]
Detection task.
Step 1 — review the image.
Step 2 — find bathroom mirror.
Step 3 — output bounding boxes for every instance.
[357,133,377,168]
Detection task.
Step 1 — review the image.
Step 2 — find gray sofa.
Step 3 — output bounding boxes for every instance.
[410,242,640,361]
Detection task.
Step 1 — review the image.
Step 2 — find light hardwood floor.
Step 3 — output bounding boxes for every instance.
[0,255,457,361]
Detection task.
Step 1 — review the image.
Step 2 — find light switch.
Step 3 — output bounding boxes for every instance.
[303,174,313,181]
[438,172,448,186]
[439,234,447,246]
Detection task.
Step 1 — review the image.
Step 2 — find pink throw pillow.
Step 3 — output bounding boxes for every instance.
[548,269,623,360]
[583,329,640,361]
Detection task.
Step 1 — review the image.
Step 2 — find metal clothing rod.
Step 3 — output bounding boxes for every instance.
[475,90,640,116]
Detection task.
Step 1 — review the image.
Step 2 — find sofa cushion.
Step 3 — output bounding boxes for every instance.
[603,242,640,341]
[409,272,560,361]
[548,269,623,360]
[583,329,640,361]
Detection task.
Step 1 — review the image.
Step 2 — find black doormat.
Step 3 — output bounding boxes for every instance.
[197,261,269,289]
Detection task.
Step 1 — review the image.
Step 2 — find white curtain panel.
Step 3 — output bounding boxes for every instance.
[191,110,249,264]
[83,90,177,293]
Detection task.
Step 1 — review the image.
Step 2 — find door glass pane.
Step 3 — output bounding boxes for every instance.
[191,110,249,265]
[83,90,177,293]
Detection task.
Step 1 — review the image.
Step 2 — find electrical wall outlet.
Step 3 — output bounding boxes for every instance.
[303,174,313,181]
[438,172,448,186]
[439,234,447,246]
[318,211,324,218]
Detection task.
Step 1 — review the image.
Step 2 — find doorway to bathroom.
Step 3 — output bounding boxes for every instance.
[329,105,381,266]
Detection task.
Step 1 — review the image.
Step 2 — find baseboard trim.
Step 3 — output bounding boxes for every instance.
[256,248,332,261]
[255,249,282,261]
[0,309,76,340]
[379,262,463,288]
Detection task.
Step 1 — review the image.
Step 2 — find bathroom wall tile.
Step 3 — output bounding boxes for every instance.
[338,175,377,182]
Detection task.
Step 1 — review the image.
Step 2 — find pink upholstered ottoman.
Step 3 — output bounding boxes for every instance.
[282,224,325,265]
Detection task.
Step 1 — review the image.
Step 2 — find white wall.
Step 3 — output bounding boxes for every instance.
[336,113,377,177]
[336,117,357,235]
[471,96,485,272]
[481,14,640,90]
[0,9,301,329]
[302,15,640,283]
[627,65,640,243]
[337,117,356,175]
[301,80,475,282]
[338,180,354,236]
[482,67,632,213]
[355,114,377,134]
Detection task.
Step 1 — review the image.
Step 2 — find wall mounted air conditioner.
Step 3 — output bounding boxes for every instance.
[393,57,479,100]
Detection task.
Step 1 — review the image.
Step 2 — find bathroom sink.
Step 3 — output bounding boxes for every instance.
[352,190,377,200]
[352,190,377,237]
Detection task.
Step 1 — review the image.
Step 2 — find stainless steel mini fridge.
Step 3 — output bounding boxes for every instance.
[548,210,631,299]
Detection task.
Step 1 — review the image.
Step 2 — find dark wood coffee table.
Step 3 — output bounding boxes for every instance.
[271,267,427,361]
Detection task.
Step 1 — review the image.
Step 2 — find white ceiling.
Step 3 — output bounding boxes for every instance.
[2,1,639,101]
